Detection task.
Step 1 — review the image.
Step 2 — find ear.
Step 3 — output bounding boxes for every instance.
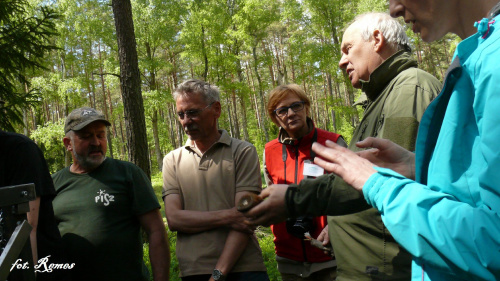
[63,136,73,151]
[212,101,222,119]
[372,29,386,52]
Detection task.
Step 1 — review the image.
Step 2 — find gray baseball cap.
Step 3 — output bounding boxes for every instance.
[64,107,111,134]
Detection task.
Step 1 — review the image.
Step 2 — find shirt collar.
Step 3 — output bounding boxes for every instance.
[184,129,231,154]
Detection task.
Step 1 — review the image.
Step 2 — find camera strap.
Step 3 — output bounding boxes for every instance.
[281,129,318,184]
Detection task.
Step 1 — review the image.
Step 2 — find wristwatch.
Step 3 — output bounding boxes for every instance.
[212,269,226,281]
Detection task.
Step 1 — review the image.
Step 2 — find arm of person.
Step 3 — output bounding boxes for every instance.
[209,191,254,280]
[360,56,500,279]
[162,147,253,234]
[164,194,253,234]
[26,197,40,264]
[244,174,371,226]
[363,169,500,280]
[139,209,170,281]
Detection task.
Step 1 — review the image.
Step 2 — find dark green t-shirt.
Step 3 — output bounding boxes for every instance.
[52,158,160,281]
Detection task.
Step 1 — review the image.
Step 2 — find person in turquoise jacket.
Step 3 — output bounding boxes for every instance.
[244,0,500,280]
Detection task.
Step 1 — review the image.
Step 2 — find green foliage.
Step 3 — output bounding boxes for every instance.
[31,119,66,173]
[356,0,387,13]
[256,227,281,281]
[13,0,458,188]
[0,0,60,131]
[150,172,164,203]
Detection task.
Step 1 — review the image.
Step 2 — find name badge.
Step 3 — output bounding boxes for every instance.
[303,162,324,178]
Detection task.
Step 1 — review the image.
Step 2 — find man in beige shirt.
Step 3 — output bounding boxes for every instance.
[162,79,269,281]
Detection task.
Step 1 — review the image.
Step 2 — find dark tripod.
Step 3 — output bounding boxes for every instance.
[0,183,36,281]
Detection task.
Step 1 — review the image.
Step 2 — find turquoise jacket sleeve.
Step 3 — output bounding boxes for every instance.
[361,17,500,280]
[363,168,500,280]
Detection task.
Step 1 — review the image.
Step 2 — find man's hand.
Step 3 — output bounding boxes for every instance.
[312,140,377,191]
[226,207,255,234]
[317,226,330,246]
[356,137,415,179]
[316,226,332,256]
[243,184,289,226]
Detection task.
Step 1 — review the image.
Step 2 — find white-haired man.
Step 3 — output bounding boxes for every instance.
[244,12,442,281]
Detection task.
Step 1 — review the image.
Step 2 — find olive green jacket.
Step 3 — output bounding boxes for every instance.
[287,51,441,280]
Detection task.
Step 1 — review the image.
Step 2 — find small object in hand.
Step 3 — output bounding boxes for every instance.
[237,193,263,212]
[304,232,335,257]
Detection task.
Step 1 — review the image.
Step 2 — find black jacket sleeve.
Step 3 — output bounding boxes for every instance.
[286,174,371,218]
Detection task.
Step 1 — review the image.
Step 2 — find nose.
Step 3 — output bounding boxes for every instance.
[90,134,100,146]
[339,54,348,70]
[287,107,296,117]
[180,115,191,126]
[389,0,405,19]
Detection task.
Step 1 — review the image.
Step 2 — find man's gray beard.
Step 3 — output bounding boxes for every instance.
[73,151,105,171]
[70,137,105,171]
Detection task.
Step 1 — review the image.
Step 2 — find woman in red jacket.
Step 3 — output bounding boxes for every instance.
[263,84,346,281]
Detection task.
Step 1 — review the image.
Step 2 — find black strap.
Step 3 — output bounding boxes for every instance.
[310,129,318,159]
[281,129,318,184]
[282,144,287,183]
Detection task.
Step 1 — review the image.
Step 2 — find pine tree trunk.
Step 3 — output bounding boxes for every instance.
[111,0,150,178]
[252,44,269,142]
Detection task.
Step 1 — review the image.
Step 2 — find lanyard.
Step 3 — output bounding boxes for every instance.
[281,129,318,184]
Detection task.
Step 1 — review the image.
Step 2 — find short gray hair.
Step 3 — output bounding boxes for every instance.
[173,79,220,104]
[348,12,411,52]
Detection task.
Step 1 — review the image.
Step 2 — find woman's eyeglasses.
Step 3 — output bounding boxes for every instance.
[177,102,215,120]
[274,101,305,118]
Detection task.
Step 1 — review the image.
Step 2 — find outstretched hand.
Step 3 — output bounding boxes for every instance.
[355,137,415,180]
[242,184,289,227]
[312,140,377,191]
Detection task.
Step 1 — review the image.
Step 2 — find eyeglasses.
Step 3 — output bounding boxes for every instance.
[274,101,305,118]
[177,102,214,120]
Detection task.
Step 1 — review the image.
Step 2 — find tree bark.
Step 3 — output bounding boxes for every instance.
[99,42,114,159]
[252,44,269,142]
[231,89,241,140]
[146,41,163,172]
[167,106,177,148]
[201,25,209,80]
[111,0,151,178]
[235,49,250,142]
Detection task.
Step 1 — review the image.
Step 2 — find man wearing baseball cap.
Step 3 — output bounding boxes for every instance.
[52,107,170,281]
